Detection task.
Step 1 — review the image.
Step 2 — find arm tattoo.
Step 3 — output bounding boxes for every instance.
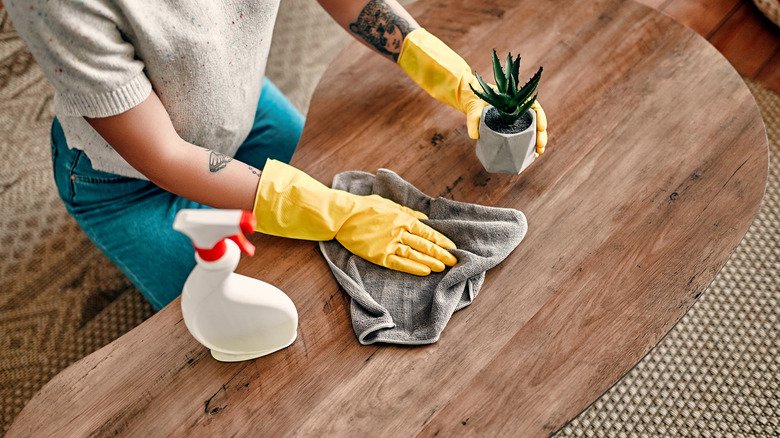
[349,0,413,61]
[208,151,233,173]
[248,165,261,177]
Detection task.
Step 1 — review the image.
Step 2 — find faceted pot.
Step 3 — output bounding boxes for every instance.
[475,105,537,174]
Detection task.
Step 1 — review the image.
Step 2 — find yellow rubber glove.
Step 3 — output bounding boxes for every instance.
[397,28,485,139]
[397,28,548,150]
[253,159,458,276]
[533,101,548,157]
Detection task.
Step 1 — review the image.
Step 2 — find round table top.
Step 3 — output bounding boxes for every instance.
[8,0,768,436]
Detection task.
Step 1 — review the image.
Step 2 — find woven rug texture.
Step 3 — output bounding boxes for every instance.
[0,0,777,436]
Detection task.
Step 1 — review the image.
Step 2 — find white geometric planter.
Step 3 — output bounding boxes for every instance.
[475,105,537,174]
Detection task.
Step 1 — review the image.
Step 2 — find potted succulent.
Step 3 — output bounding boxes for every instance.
[470,50,543,174]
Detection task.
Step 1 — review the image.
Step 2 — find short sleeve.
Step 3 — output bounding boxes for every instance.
[4,0,151,117]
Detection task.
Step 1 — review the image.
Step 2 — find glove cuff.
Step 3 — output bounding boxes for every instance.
[253,159,349,241]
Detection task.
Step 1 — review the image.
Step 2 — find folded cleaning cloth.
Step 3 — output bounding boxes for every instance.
[319,169,528,345]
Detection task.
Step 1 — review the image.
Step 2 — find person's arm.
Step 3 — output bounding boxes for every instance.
[317,0,548,149]
[87,89,458,276]
[317,0,419,62]
[85,90,261,211]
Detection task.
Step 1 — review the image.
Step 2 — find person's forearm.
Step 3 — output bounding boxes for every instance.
[85,92,261,211]
[150,141,261,211]
[317,0,419,62]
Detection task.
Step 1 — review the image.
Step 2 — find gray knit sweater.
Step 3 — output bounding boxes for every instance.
[6,0,280,178]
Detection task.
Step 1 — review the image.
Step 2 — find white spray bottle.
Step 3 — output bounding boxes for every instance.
[173,209,298,362]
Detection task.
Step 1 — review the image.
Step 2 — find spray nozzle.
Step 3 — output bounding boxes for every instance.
[173,209,257,262]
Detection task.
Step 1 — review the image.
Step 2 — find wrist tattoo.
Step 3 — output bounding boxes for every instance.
[349,0,413,61]
[208,151,233,173]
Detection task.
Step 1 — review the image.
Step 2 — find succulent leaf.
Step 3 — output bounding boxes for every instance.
[469,83,494,104]
[508,78,517,102]
[508,66,542,108]
[504,52,515,94]
[514,93,538,121]
[492,49,507,94]
[512,55,521,84]
[471,71,502,103]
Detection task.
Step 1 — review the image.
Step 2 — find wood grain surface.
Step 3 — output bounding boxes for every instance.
[7,0,768,436]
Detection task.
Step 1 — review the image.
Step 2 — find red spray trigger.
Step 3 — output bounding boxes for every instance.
[239,210,257,234]
[231,210,256,256]
[228,233,255,256]
[194,240,227,262]
[193,235,253,261]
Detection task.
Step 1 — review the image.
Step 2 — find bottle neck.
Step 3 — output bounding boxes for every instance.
[195,239,228,262]
[194,239,241,272]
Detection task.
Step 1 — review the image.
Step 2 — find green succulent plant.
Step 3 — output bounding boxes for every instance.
[470,49,543,125]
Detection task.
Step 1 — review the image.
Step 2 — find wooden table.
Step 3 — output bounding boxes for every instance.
[8,0,768,436]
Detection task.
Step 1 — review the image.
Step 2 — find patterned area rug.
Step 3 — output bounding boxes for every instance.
[0,1,777,436]
[0,8,156,435]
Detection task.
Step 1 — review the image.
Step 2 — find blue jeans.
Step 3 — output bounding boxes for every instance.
[51,79,304,310]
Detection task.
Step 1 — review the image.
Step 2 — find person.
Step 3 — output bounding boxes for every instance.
[4,0,548,310]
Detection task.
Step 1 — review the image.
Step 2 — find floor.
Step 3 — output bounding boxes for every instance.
[637,0,780,93]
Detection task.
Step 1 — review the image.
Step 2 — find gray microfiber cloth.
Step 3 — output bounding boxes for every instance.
[319,169,528,345]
